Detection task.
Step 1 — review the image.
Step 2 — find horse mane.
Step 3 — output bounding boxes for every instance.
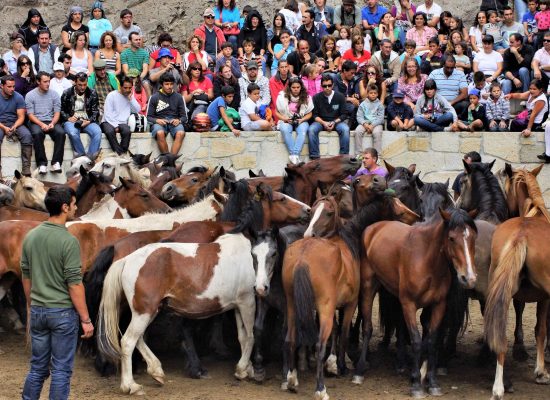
[220,179,252,222]
[512,168,550,222]
[342,192,395,260]
[282,172,297,198]
[420,182,454,221]
[196,169,236,201]
[469,162,508,223]
[230,184,273,234]
[387,166,421,214]
[186,166,209,174]
[445,207,478,233]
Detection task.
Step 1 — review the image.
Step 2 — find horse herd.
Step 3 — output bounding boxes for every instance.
[0,152,549,400]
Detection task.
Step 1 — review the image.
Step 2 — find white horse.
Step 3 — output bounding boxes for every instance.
[91,156,146,187]
[97,231,278,395]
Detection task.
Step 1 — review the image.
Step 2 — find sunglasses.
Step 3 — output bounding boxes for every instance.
[191,67,201,71]
[544,39,550,43]
[20,62,30,65]
[204,15,215,19]
[322,84,333,88]
[367,71,376,75]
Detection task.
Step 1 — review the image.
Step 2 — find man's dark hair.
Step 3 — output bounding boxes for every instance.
[443,53,456,64]
[473,71,486,83]
[157,32,173,45]
[36,71,51,82]
[45,186,76,216]
[247,82,260,94]
[464,151,481,163]
[304,9,315,20]
[58,53,72,62]
[38,29,51,38]
[482,34,494,44]
[341,60,357,72]
[221,85,235,96]
[120,8,133,18]
[321,73,334,85]
[1,75,15,84]
[509,32,523,43]
[160,72,176,84]
[428,36,439,46]
[119,75,134,86]
[503,5,513,12]
[75,72,88,83]
[221,41,234,50]
[379,38,392,47]
[128,31,140,42]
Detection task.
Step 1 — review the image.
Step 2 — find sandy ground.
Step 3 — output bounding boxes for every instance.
[0,301,549,400]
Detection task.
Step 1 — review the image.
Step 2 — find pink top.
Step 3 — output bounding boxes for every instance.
[133,89,148,116]
[301,75,322,97]
[397,74,428,104]
[405,26,437,47]
[186,77,214,92]
[535,10,550,31]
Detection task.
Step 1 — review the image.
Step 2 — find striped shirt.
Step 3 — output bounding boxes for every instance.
[120,47,149,73]
[25,88,61,121]
[98,50,119,72]
[428,68,467,102]
[485,95,510,121]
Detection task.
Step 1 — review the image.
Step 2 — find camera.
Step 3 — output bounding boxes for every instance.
[290,114,300,129]
[74,119,83,129]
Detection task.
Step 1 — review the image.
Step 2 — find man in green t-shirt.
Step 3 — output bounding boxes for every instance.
[121,31,151,96]
[21,186,94,400]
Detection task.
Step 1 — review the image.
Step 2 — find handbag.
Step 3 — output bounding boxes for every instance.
[220,14,240,36]
[514,109,530,125]
[128,113,149,133]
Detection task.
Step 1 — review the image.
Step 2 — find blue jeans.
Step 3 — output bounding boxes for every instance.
[501,67,531,94]
[23,306,79,400]
[307,121,350,158]
[280,121,308,156]
[515,0,527,22]
[414,112,454,132]
[63,121,102,157]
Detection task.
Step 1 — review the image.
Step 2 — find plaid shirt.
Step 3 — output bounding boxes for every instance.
[485,95,510,121]
[405,26,437,47]
[94,78,114,119]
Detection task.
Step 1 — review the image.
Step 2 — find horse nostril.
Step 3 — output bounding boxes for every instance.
[164,185,173,193]
[306,207,312,214]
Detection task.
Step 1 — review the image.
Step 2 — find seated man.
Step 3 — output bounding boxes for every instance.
[101,75,141,155]
[149,48,183,93]
[114,8,142,53]
[25,72,66,174]
[60,72,102,158]
[308,74,350,159]
[147,73,186,155]
[88,59,119,120]
[334,60,360,127]
[0,75,33,176]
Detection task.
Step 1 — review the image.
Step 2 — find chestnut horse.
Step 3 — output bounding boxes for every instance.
[97,229,279,395]
[484,164,550,400]
[282,180,419,400]
[353,207,477,398]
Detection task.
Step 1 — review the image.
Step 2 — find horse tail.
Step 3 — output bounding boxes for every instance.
[96,257,126,366]
[378,286,400,337]
[484,234,527,354]
[293,266,317,348]
[85,245,115,327]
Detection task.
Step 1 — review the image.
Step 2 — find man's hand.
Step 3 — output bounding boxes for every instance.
[534,70,542,79]
[156,119,168,126]
[232,128,241,137]
[171,119,180,126]
[489,120,497,129]
[303,53,311,63]
[513,77,522,88]
[81,120,91,128]
[68,116,78,123]
[46,123,54,131]
[510,46,518,55]
[80,320,94,339]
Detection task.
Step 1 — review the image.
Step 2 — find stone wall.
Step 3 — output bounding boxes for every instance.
[2,129,549,204]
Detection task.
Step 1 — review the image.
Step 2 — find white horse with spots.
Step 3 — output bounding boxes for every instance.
[97,231,278,395]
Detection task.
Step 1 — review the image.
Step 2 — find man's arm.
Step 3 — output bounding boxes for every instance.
[68,283,94,338]
[451,87,468,106]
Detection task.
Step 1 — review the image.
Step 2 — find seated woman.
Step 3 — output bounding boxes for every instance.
[213,65,241,110]
[507,79,548,137]
[275,77,314,164]
[397,58,427,110]
[182,61,214,120]
[413,78,457,132]
[374,12,400,49]
[472,35,503,84]
[183,35,212,79]
[359,64,386,101]
[341,35,371,72]
[316,35,341,73]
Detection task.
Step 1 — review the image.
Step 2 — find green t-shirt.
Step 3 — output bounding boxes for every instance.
[120,47,149,73]
[21,222,82,308]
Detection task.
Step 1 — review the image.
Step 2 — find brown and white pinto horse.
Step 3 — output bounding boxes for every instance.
[484,164,550,400]
[97,230,279,395]
[353,208,477,398]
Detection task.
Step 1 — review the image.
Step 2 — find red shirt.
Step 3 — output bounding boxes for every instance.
[185,77,213,93]
[149,48,181,69]
[342,49,372,69]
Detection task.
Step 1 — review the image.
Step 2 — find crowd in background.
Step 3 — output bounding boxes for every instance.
[2,0,550,171]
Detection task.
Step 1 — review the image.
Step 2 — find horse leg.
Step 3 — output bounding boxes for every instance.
[180,321,207,379]
[284,301,298,392]
[402,301,425,399]
[314,312,333,400]
[424,301,446,396]
[324,316,339,376]
[337,302,357,376]
[234,296,256,380]
[395,312,409,374]
[209,314,232,359]
[512,299,529,361]
[492,352,507,400]
[135,337,165,385]
[534,300,550,384]
[252,297,268,382]
[120,313,152,395]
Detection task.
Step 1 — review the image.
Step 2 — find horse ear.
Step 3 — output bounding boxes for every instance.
[219,166,226,178]
[317,180,329,195]
[256,182,267,198]
[468,209,478,219]
[383,160,395,176]
[415,174,424,188]
[258,169,266,177]
[175,162,184,174]
[248,169,257,178]
[444,178,450,188]
[212,188,227,204]
[119,176,129,188]
[128,149,135,158]
[439,207,451,221]
[531,163,544,177]
[206,165,219,178]
[488,159,496,170]
[504,162,514,178]
[14,170,22,180]
[463,159,472,174]
[120,159,131,166]
[89,171,100,185]
[144,152,152,164]
[408,164,416,174]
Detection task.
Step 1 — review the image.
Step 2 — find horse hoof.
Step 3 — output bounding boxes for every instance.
[351,375,364,385]
[281,381,289,391]
[429,386,443,396]
[436,367,448,376]
[512,345,529,362]
[411,388,427,399]
[122,383,144,396]
[152,375,164,385]
[253,368,266,383]
[325,354,338,376]
[287,369,299,392]
[535,371,550,384]
[314,387,330,400]
[490,393,504,400]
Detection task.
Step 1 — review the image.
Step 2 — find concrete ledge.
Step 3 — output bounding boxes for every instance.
[1,129,548,203]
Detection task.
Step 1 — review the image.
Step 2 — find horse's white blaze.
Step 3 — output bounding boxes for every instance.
[197,234,255,309]
[463,227,476,283]
[68,194,220,232]
[304,202,324,238]
[492,361,504,399]
[392,179,401,183]
[252,241,270,294]
[282,193,309,210]
[80,196,131,220]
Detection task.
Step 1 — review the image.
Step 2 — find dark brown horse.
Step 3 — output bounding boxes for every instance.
[484,164,550,400]
[353,207,477,398]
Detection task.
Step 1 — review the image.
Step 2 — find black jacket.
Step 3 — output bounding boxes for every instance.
[459,103,487,128]
[311,91,348,122]
[60,87,100,123]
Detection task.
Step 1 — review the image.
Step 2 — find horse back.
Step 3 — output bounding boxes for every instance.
[0,205,48,222]
[0,220,40,278]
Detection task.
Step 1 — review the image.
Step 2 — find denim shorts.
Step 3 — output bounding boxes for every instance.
[151,122,185,138]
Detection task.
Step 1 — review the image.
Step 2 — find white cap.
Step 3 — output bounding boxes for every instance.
[53,62,64,71]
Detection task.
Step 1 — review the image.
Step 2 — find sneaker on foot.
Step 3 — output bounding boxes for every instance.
[51,162,62,173]
[443,126,452,132]
[537,153,550,163]
[38,165,47,174]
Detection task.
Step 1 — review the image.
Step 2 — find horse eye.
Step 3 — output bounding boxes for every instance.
[449,236,455,242]
[192,178,198,183]
[25,187,33,191]
[326,212,334,216]
[140,193,149,198]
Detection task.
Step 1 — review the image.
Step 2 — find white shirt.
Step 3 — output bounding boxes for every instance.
[102,90,141,127]
[239,97,258,127]
[474,50,503,76]
[416,3,442,25]
[528,93,548,124]
[534,47,550,78]
[49,77,73,97]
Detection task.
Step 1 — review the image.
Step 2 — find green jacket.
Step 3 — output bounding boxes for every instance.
[87,71,119,91]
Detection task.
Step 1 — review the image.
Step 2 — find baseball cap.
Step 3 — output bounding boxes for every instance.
[157,48,174,61]
[53,62,64,71]
[246,60,258,69]
[468,88,481,97]
[393,90,405,98]
[93,59,107,69]
[203,8,215,17]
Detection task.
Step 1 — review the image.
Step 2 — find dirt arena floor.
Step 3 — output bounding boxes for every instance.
[0,301,549,400]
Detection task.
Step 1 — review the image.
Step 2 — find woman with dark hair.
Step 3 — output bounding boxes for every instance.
[271,29,295,75]
[280,0,302,34]
[397,58,428,109]
[61,6,89,52]
[406,12,437,54]
[238,10,268,60]
[183,35,211,77]
[213,64,241,109]
[275,76,314,164]
[375,12,399,46]
[391,0,416,45]
[507,79,548,136]
[149,33,183,70]
[437,11,453,48]
[67,31,93,75]
[413,78,457,131]
[359,64,385,100]
[316,35,341,72]
[3,32,28,75]
[0,59,8,77]
[341,35,371,71]
[13,55,37,96]
[269,60,291,119]
[449,16,469,43]
[214,0,241,46]
[95,32,121,75]
[183,61,214,119]
[472,35,503,84]
[269,13,295,68]
[469,11,487,54]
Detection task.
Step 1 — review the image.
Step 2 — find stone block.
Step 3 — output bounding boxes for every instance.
[201,131,231,138]
[420,171,458,185]
[231,154,257,170]
[381,132,407,159]
[520,143,545,163]
[431,132,459,152]
[408,136,430,152]
[443,153,464,171]
[193,147,209,159]
[210,138,246,157]
[459,137,482,153]
[180,133,201,158]
[483,132,520,162]
[459,131,482,138]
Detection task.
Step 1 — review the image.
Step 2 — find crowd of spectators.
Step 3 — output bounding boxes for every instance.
[2,0,550,172]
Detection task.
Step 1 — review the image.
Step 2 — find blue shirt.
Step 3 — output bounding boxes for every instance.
[0,91,25,125]
[361,5,388,26]
[214,7,241,24]
[428,68,468,102]
[207,96,227,127]
[88,18,113,47]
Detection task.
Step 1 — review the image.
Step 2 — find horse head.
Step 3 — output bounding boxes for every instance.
[13,170,47,211]
[501,163,549,221]
[419,179,453,221]
[116,177,172,217]
[352,174,387,209]
[304,195,342,238]
[159,165,215,204]
[384,161,421,215]
[66,154,96,178]
[252,228,279,297]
